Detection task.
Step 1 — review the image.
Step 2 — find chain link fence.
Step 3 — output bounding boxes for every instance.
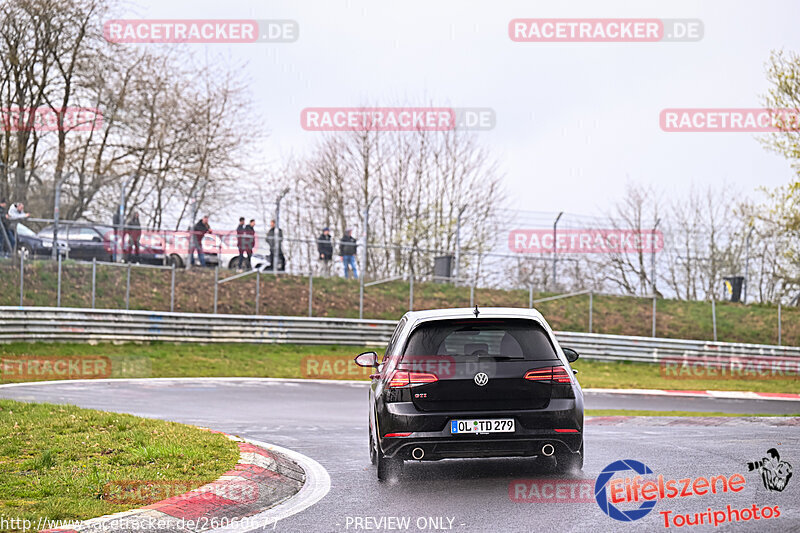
[0,245,795,346]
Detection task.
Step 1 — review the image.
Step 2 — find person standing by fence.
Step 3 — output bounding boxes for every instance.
[112,209,122,262]
[339,228,358,279]
[235,217,247,270]
[189,215,211,268]
[5,202,29,255]
[0,199,10,257]
[317,227,333,276]
[266,219,285,271]
[241,219,256,269]
[126,211,142,262]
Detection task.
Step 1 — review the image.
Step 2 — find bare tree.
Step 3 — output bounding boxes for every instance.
[592,183,659,296]
[1,0,261,232]
[272,107,506,280]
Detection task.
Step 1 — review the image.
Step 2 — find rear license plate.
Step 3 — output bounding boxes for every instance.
[450,419,515,434]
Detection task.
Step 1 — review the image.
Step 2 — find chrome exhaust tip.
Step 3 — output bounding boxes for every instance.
[411,447,425,460]
[542,443,555,457]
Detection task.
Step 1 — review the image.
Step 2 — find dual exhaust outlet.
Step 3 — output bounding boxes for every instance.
[410,444,554,460]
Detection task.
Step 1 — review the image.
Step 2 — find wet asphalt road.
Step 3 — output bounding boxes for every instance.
[1,378,798,533]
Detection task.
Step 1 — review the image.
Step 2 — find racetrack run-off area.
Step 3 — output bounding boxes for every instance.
[1,378,797,532]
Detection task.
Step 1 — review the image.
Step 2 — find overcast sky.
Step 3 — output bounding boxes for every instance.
[127,0,800,220]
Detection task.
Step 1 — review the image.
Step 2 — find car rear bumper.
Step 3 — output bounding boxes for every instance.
[377,398,583,460]
[382,434,581,461]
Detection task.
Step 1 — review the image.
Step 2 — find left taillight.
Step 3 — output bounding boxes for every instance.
[524,366,571,383]
[387,370,438,388]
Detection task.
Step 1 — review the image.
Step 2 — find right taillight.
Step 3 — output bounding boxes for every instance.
[524,366,571,383]
[387,370,438,388]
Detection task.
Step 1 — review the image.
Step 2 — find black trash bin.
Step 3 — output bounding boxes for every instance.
[433,255,454,283]
[723,276,744,303]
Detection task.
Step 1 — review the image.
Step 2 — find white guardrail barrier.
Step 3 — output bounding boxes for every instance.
[1,306,798,363]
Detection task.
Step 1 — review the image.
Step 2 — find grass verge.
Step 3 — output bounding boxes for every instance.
[0,399,240,532]
[1,342,798,394]
[585,409,800,417]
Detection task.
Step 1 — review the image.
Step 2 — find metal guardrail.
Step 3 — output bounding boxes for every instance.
[1,307,798,362]
[0,307,396,345]
[553,331,800,363]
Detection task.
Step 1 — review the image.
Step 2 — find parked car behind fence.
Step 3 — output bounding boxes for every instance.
[15,223,69,259]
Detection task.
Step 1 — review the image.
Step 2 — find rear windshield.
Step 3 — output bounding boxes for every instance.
[402,318,558,361]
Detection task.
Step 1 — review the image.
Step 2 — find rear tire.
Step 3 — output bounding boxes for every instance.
[557,452,583,473]
[369,425,377,465]
[376,447,402,481]
[556,439,584,473]
[16,243,32,261]
[169,254,184,268]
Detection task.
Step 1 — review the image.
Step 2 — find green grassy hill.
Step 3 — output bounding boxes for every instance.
[0,258,795,346]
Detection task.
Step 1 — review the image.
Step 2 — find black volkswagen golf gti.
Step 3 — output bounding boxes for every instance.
[355,307,584,481]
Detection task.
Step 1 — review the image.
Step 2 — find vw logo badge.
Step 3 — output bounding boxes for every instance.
[474,372,489,386]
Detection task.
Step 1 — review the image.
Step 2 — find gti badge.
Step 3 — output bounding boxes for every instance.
[474,372,489,386]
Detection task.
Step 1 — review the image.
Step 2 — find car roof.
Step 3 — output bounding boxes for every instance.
[401,307,548,323]
[39,223,110,231]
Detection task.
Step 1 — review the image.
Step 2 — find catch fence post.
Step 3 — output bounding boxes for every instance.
[57,254,62,307]
[213,265,219,314]
[409,274,414,311]
[125,263,131,310]
[91,257,96,308]
[651,296,656,337]
[711,299,717,342]
[19,253,24,307]
[255,270,260,315]
[308,271,313,317]
[170,263,176,312]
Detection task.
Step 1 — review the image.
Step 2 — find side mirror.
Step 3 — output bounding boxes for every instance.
[354,351,378,368]
[562,347,580,363]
